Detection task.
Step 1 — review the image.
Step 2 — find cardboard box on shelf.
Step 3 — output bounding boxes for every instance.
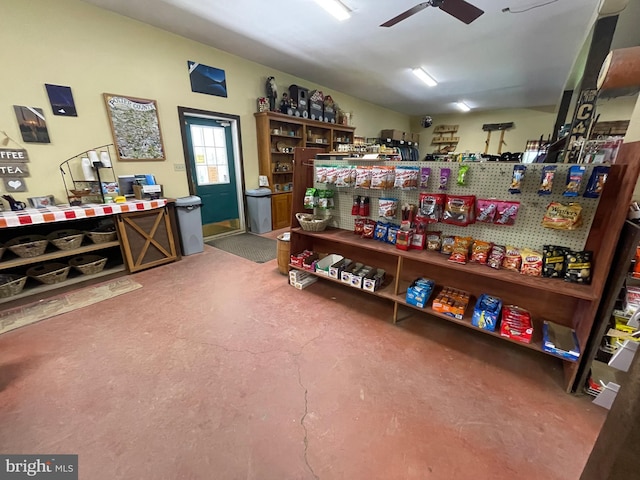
[380,129,405,142]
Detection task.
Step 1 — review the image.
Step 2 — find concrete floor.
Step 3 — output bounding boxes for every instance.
[0,245,605,479]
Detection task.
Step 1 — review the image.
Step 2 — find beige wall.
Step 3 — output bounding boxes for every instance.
[1,0,410,205]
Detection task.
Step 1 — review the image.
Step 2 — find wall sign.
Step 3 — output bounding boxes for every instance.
[3,178,27,192]
[0,147,30,191]
[563,89,597,162]
[0,148,29,162]
[0,164,30,177]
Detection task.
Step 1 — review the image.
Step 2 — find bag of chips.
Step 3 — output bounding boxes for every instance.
[538,165,556,195]
[371,166,394,189]
[509,165,526,194]
[494,201,520,226]
[362,219,376,239]
[476,199,498,223]
[443,195,476,226]
[542,202,582,230]
[354,218,365,235]
[316,165,328,184]
[449,236,473,264]
[520,248,543,276]
[487,245,506,269]
[583,166,610,198]
[379,198,398,220]
[335,166,356,187]
[317,189,334,209]
[426,232,442,251]
[419,193,445,223]
[304,188,318,209]
[471,240,492,264]
[564,250,592,284]
[355,166,372,189]
[543,245,567,278]
[441,235,456,254]
[394,166,419,190]
[374,221,389,242]
[502,245,522,272]
[386,224,400,244]
[325,166,339,184]
[563,165,586,197]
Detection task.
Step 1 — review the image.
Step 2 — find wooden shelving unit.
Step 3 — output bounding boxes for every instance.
[254,112,355,229]
[431,124,459,153]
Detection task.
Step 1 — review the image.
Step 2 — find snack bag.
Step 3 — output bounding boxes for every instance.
[564,250,593,284]
[354,218,365,235]
[401,203,418,224]
[394,166,419,190]
[325,166,339,184]
[487,245,506,269]
[358,196,370,217]
[316,166,328,184]
[371,166,390,189]
[476,199,498,223]
[420,167,431,189]
[386,224,400,244]
[542,202,582,230]
[317,189,334,209]
[538,165,556,195]
[351,195,360,215]
[414,216,429,234]
[520,248,543,276]
[502,245,522,272]
[442,195,476,226]
[410,231,426,250]
[379,198,398,220]
[471,240,492,264]
[457,165,470,186]
[304,188,318,209]
[441,235,456,254]
[563,165,586,197]
[439,168,451,191]
[374,222,389,242]
[362,220,376,239]
[543,245,567,278]
[449,236,473,264]
[335,166,356,187]
[426,232,442,251]
[494,201,520,226]
[418,193,445,223]
[509,165,526,194]
[355,166,372,189]
[583,166,610,198]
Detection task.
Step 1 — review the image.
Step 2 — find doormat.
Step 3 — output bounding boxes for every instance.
[0,278,142,336]
[206,233,277,263]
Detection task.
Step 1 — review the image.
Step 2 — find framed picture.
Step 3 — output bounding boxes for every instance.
[188,61,228,97]
[45,84,77,116]
[13,106,51,143]
[103,93,166,161]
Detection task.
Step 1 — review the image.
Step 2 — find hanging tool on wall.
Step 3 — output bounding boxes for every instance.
[482,122,514,154]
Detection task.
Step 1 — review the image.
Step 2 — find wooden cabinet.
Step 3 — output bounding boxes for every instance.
[254,112,355,228]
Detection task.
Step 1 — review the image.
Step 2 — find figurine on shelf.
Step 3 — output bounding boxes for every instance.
[279,92,292,115]
[266,76,278,111]
[2,194,26,211]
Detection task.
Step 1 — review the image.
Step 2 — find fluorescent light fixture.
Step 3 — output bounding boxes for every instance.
[315,0,351,21]
[456,101,471,112]
[412,68,438,87]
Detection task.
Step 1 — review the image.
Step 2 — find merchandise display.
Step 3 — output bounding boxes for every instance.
[432,287,470,320]
[500,305,533,344]
[538,165,557,195]
[509,165,526,194]
[543,321,580,361]
[542,202,583,230]
[472,294,503,331]
[406,278,435,308]
[563,165,586,197]
[583,166,610,198]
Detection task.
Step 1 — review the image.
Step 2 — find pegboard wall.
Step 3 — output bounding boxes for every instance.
[312,160,603,252]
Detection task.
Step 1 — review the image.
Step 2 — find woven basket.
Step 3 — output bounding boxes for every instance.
[296,213,331,232]
[47,229,84,251]
[6,235,48,258]
[85,227,117,244]
[68,255,107,275]
[0,274,27,298]
[27,263,71,285]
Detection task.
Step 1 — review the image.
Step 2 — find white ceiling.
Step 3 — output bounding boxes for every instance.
[84,0,622,115]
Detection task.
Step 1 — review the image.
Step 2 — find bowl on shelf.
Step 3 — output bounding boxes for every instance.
[27,263,71,285]
[5,235,48,258]
[0,274,27,298]
[68,255,108,275]
[47,229,84,251]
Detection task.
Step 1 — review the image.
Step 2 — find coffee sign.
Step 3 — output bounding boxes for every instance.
[0,148,29,162]
[0,148,30,192]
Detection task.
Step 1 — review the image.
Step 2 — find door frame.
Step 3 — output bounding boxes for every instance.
[177,107,246,231]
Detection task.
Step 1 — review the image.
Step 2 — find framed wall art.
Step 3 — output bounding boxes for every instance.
[13,106,51,143]
[188,61,228,98]
[45,84,78,116]
[103,93,166,161]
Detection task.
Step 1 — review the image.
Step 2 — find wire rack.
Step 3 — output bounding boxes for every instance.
[59,144,117,206]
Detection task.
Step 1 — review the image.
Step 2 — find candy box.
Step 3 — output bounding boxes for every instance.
[315,254,343,277]
[500,305,533,344]
[363,269,386,292]
[290,250,314,268]
[542,321,580,361]
[341,262,363,284]
[432,287,470,320]
[351,265,375,289]
[396,229,414,251]
[472,294,503,331]
[329,258,352,279]
[406,278,435,308]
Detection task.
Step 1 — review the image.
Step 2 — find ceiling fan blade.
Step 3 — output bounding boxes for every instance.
[380,2,429,27]
[438,0,484,24]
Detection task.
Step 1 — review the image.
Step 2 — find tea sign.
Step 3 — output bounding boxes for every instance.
[0,148,29,162]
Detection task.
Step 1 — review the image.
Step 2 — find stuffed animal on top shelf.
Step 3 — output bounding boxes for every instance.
[266,76,278,111]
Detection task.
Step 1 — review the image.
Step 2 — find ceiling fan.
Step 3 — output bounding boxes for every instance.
[380,0,484,27]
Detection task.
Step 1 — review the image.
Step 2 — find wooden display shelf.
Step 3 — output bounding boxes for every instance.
[289,264,395,297]
[0,241,120,271]
[271,151,294,155]
[432,137,460,144]
[0,264,126,306]
[291,228,596,301]
[271,133,302,139]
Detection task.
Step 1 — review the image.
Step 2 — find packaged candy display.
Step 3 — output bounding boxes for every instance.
[426,232,442,251]
[420,167,431,189]
[317,189,334,209]
[538,165,556,195]
[457,165,470,186]
[471,240,492,264]
[502,246,522,272]
[371,166,395,189]
[394,166,419,190]
[335,166,356,187]
[542,202,582,230]
[329,258,352,279]
[494,201,520,226]
[520,248,543,276]
[410,231,426,250]
[509,165,526,194]
[396,230,414,251]
[542,245,567,278]
[487,245,506,269]
[476,199,498,223]
[406,278,435,308]
[564,250,592,284]
[355,166,372,189]
[418,193,445,223]
[442,195,475,226]
[542,321,580,361]
[316,166,328,184]
[386,224,400,244]
[500,305,533,344]
[583,165,609,198]
[448,236,473,264]
[441,235,456,254]
[363,269,386,292]
[352,195,360,215]
[358,196,370,216]
[374,222,389,242]
[325,166,339,184]
[354,218,365,235]
[379,198,398,220]
[563,165,586,197]
[304,188,318,209]
[439,168,451,190]
[472,294,503,331]
[362,220,376,239]
[290,250,315,268]
[432,287,470,320]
